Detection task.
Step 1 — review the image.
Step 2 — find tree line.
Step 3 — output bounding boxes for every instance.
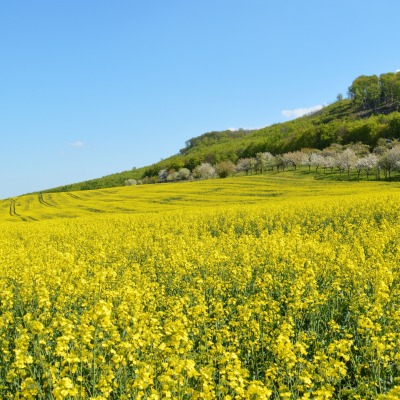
[125,139,400,186]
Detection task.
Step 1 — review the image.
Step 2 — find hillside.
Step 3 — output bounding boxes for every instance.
[41,72,400,193]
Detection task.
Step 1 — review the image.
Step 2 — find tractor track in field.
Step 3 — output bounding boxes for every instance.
[38,193,53,207]
[9,198,28,222]
[65,192,80,199]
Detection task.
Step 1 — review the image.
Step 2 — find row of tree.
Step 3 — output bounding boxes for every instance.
[125,139,400,186]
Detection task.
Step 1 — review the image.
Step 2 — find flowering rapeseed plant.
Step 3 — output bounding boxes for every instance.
[1,176,400,398]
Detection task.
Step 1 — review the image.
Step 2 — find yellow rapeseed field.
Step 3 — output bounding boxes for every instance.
[1,174,400,399]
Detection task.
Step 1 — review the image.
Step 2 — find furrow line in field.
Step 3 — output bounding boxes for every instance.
[65,192,80,199]
[38,193,53,207]
[9,198,28,221]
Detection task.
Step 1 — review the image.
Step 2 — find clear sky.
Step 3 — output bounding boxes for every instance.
[1,0,399,198]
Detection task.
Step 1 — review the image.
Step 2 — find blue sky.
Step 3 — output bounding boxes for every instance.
[1,0,399,198]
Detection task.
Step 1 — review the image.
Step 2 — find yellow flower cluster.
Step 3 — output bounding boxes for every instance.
[1,176,400,398]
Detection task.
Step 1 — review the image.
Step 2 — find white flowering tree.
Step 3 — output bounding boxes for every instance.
[335,149,358,176]
[166,171,179,182]
[124,179,137,186]
[236,158,257,175]
[378,146,400,178]
[321,155,336,173]
[282,151,306,170]
[256,152,275,173]
[302,151,320,171]
[192,163,216,179]
[310,153,325,172]
[177,168,191,180]
[354,154,378,178]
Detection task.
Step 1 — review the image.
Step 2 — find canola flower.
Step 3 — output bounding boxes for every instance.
[1,176,400,398]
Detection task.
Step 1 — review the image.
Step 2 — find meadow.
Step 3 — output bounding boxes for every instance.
[1,173,400,399]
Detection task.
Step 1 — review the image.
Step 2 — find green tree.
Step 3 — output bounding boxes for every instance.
[387,113,400,139]
[184,157,201,171]
[380,73,397,103]
[166,159,185,171]
[349,75,381,112]
[215,161,235,178]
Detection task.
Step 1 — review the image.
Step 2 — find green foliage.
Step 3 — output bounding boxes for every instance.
[181,129,252,154]
[348,72,400,113]
[386,112,400,138]
[215,160,235,178]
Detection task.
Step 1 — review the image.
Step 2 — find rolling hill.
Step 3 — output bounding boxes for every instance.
[39,72,400,194]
